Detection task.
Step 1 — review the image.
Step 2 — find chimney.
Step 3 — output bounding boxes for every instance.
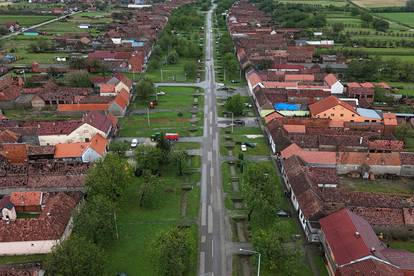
[370,247,376,253]
[355,231,360,238]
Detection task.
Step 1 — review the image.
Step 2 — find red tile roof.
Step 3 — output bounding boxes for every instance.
[82,111,112,134]
[0,144,27,164]
[320,208,386,266]
[324,73,338,87]
[57,103,109,112]
[383,113,397,126]
[338,152,401,166]
[285,74,314,82]
[0,192,79,242]
[281,143,336,165]
[337,259,403,276]
[100,83,115,93]
[283,124,306,134]
[309,96,356,116]
[10,192,42,207]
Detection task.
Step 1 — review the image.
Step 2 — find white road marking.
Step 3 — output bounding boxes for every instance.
[201,235,206,243]
[211,240,214,257]
[208,151,212,162]
[200,252,205,274]
[208,205,213,234]
[201,202,206,226]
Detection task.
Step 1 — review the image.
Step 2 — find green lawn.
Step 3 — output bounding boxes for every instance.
[377,13,414,28]
[107,162,200,275]
[0,15,56,26]
[132,86,203,110]
[389,240,414,253]
[0,254,45,265]
[340,177,414,195]
[279,0,346,6]
[119,111,202,137]
[389,82,414,96]
[145,58,200,83]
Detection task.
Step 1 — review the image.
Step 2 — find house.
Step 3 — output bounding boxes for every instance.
[23,111,114,145]
[0,192,80,255]
[320,208,414,276]
[0,76,24,109]
[324,74,343,95]
[347,82,375,105]
[108,89,130,116]
[0,196,16,221]
[10,192,42,213]
[54,133,108,163]
[309,96,382,123]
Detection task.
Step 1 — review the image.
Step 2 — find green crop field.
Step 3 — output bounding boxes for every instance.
[279,0,347,6]
[0,15,56,26]
[352,0,407,8]
[377,13,414,28]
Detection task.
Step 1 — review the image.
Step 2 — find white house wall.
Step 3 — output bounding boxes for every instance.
[331,81,344,94]
[0,240,58,255]
[82,148,102,163]
[38,124,107,145]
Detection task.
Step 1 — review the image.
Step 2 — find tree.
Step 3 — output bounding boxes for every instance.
[135,145,163,174]
[395,122,413,141]
[0,26,8,36]
[373,18,389,32]
[252,223,303,274]
[64,71,92,87]
[172,150,190,176]
[360,12,373,23]
[156,133,172,159]
[332,22,344,34]
[136,78,155,100]
[153,227,194,276]
[68,58,88,70]
[167,50,179,65]
[86,154,132,202]
[73,195,116,246]
[241,163,280,221]
[138,170,162,208]
[406,0,414,11]
[109,141,129,156]
[184,61,197,79]
[44,236,107,276]
[224,94,244,116]
[223,53,239,73]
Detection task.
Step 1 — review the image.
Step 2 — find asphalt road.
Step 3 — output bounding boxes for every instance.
[199,4,228,276]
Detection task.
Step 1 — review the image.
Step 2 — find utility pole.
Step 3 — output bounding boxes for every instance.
[231,112,234,133]
[147,108,151,127]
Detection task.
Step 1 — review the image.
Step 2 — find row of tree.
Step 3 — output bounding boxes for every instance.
[241,163,304,274]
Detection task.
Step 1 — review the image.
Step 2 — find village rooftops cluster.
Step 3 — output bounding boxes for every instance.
[0,192,81,256]
[228,1,414,275]
[0,73,133,117]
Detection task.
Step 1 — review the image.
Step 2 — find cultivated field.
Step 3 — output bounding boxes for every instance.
[352,0,406,8]
[0,15,56,26]
[378,12,414,28]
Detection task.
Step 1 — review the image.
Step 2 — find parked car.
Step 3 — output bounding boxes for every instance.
[156,91,166,96]
[165,133,179,141]
[130,138,138,148]
[243,142,256,148]
[234,119,245,126]
[244,103,252,108]
[241,144,247,152]
[230,79,240,83]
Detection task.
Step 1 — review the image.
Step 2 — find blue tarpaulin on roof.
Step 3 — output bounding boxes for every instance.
[274,103,300,111]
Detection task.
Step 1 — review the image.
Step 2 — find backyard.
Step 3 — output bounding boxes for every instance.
[0,15,56,26]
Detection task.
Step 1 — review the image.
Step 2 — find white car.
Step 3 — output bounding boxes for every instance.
[131,139,138,148]
[241,144,247,152]
[156,91,166,96]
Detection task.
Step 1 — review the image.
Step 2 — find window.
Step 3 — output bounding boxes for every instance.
[352,114,355,117]
[331,113,335,117]
[364,120,369,122]
[340,114,344,117]
[350,120,354,122]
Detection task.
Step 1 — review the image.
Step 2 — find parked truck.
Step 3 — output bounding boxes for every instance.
[150,132,180,142]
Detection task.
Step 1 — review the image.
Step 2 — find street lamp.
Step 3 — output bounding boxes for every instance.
[228,111,234,133]
[239,248,261,276]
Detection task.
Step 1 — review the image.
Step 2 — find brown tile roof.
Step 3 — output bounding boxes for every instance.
[0,129,20,143]
[309,96,356,116]
[22,120,82,136]
[324,73,338,87]
[337,258,403,276]
[57,103,110,112]
[0,193,78,242]
[82,111,112,134]
[338,152,401,166]
[0,144,27,164]
[10,192,42,207]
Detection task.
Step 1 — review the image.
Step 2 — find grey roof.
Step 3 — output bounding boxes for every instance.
[357,108,381,119]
